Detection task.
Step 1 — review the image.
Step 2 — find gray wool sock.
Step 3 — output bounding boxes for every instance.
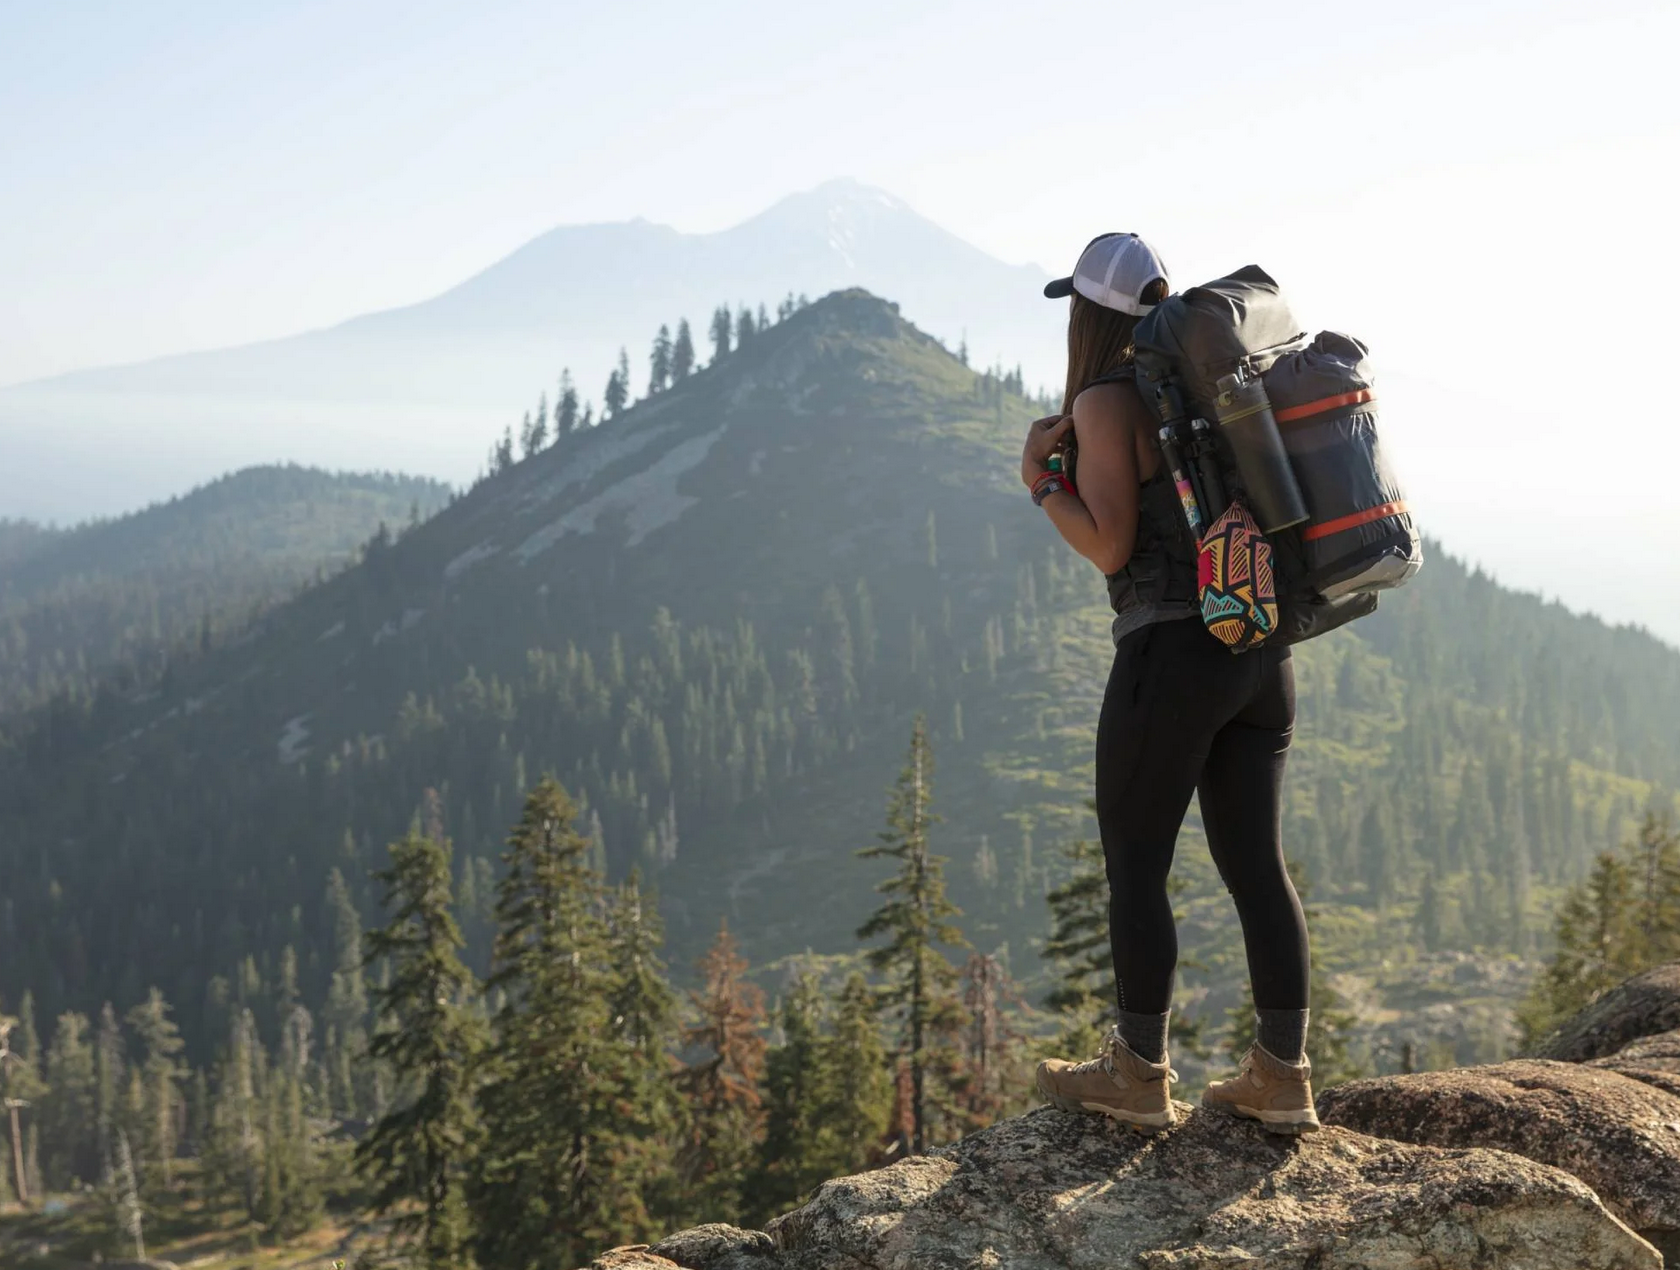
[1256,1008,1310,1063]
[1117,1010,1171,1064]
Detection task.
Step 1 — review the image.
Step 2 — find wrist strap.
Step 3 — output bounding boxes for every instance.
[1032,473,1073,506]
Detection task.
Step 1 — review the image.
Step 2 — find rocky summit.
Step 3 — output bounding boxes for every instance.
[1318,1058,1680,1260]
[587,1104,1658,1270]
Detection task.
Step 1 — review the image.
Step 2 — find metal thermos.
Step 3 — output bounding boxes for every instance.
[1213,372,1309,533]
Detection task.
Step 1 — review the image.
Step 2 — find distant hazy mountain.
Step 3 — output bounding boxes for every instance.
[0,464,449,713]
[0,179,1056,524]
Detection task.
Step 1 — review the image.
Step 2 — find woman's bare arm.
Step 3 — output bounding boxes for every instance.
[1030,384,1147,575]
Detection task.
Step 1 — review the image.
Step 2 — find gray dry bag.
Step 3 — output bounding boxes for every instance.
[1132,265,1422,645]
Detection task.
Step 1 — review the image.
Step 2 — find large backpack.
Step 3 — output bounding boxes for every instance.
[1131,265,1422,645]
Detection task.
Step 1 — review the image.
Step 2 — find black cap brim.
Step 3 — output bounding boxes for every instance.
[1043,277,1074,299]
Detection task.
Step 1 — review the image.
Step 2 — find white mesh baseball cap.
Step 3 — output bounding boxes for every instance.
[1043,232,1170,316]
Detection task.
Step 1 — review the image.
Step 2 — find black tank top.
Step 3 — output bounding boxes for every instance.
[1086,367,1201,645]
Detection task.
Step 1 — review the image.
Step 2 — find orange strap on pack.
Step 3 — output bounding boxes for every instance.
[1275,388,1375,423]
[1303,500,1408,542]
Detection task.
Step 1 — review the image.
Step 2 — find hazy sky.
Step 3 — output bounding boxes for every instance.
[4,0,1672,381]
[4,0,1678,633]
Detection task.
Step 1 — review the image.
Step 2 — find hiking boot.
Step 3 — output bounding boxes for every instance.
[1202,1042,1321,1134]
[1036,1028,1178,1134]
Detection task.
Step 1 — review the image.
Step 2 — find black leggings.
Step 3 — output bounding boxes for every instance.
[1094,616,1309,1015]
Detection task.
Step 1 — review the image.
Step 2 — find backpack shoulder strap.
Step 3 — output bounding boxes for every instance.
[1086,363,1138,389]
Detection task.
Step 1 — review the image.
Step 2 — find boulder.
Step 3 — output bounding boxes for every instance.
[590,1250,677,1270]
[1534,961,1680,1061]
[593,1104,1659,1269]
[589,1224,788,1270]
[651,1224,779,1268]
[1587,1027,1680,1100]
[1318,1059,1680,1261]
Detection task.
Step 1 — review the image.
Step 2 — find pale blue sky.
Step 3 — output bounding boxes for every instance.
[3,0,1678,635]
[5,0,1673,382]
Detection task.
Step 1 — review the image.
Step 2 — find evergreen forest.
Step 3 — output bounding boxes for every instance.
[2,287,1678,1267]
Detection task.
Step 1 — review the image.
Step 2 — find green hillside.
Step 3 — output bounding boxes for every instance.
[1,290,1676,1086]
[0,465,451,713]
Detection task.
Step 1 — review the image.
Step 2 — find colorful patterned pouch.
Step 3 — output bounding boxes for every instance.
[1197,501,1278,650]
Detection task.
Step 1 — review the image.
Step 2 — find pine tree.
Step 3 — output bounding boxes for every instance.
[1044,836,1112,1059]
[736,305,756,347]
[751,970,829,1220]
[1359,799,1395,909]
[557,370,580,435]
[857,714,968,1153]
[1,1001,46,1206]
[678,919,766,1224]
[115,1129,145,1261]
[649,324,673,394]
[204,1008,262,1219]
[41,1011,97,1188]
[258,1067,322,1239]
[604,350,630,419]
[94,1003,123,1184]
[1632,812,1680,963]
[492,426,515,473]
[322,867,368,1119]
[956,953,1032,1128]
[522,399,548,455]
[356,802,487,1270]
[1514,817,1678,1046]
[125,989,184,1186]
[604,869,683,1225]
[470,777,641,1270]
[1416,863,1444,953]
[709,305,733,363]
[671,319,696,383]
[812,972,892,1176]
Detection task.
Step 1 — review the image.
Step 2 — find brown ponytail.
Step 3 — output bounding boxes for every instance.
[1059,278,1170,415]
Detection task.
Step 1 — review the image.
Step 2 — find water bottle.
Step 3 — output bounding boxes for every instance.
[1213,372,1309,533]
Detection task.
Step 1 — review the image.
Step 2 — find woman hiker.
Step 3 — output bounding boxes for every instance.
[1023,232,1320,1135]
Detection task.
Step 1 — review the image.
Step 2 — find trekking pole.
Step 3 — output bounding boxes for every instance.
[1189,418,1229,523]
[1152,380,1208,539]
[1156,425,1205,540]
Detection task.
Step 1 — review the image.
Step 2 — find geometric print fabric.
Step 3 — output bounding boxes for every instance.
[1196,500,1279,651]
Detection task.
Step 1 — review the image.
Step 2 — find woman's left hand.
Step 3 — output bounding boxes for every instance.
[1021,413,1075,487]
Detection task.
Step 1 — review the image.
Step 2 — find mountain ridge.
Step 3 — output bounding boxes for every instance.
[2,289,1676,1087]
[0,464,450,714]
